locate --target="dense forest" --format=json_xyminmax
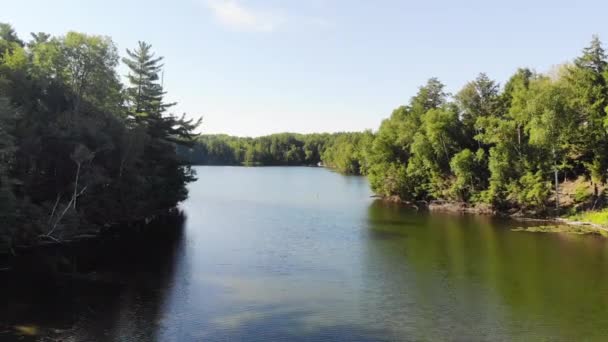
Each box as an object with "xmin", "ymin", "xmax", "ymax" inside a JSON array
[
  {"xmin": 0, "ymin": 24, "xmax": 200, "ymax": 251},
  {"xmin": 354, "ymin": 37, "xmax": 608, "ymax": 214},
  {"xmin": 3, "ymin": 22, "xmax": 608, "ymax": 256},
  {"xmin": 178, "ymin": 131, "xmax": 372, "ymax": 173},
  {"xmin": 361, "ymin": 37, "xmax": 608, "ymax": 214},
  {"xmin": 183, "ymin": 37, "xmax": 608, "ymax": 215}
]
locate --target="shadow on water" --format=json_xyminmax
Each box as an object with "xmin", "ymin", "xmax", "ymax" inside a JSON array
[
  {"xmin": 0, "ymin": 212, "xmax": 187, "ymax": 341},
  {"xmin": 365, "ymin": 200, "xmax": 423, "ymax": 240}
]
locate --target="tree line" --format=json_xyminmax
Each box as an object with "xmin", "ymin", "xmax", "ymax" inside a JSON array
[
  {"xmin": 178, "ymin": 131, "xmax": 372, "ymax": 173},
  {"xmin": 0, "ymin": 23, "xmax": 200, "ymax": 251},
  {"xmin": 183, "ymin": 36, "xmax": 608, "ymax": 214},
  {"xmin": 340, "ymin": 37, "xmax": 608, "ymax": 213},
  {"xmin": 3, "ymin": 22, "xmax": 607, "ymax": 254}
]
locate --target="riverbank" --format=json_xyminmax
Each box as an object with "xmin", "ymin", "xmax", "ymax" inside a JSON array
[
  {"xmin": 376, "ymin": 196, "xmax": 496, "ymax": 215},
  {"xmin": 0, "ymin": 211, "xmax": 186, "ymax": 275},
  {"xmin": 376, "ymin": 195, "xmax": 608, "ymax": 236}
]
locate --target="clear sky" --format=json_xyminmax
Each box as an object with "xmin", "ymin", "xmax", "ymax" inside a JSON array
[{"xmin": 3, "ymin": 0, "xmax": 608, "ymax": 136}]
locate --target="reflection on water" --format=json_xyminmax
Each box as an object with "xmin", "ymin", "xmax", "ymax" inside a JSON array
[
  {"xmin": 3, "ymin": 166, "xmax": 608, "ymax": 341},
  {"xmin": 1, "ymin": 214, "xmax": 187, "ymax": 341},
  {"xmin": 364, "ymin": 202, "xmax": 608, "ymax": 340}
]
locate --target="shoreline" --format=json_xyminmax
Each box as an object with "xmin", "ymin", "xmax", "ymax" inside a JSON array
[
  {"xmin": 0, "ymin": 210, "xmax": 185, "ymax": 272},
  {"xmin": 374, "ymin": 195, "xmax": 608, "ymax": 236}
]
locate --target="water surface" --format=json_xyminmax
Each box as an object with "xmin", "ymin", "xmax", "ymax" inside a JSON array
[{"xmin": 4, "ymin": 166, "xmax": 608, "ymax": 341}]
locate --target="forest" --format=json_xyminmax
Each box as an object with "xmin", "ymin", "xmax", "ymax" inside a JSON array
[
  {"xmin": 3, "ymin": 22, "xmax": 608, "ymax": 255},
  {"xmin": 361, "ymin": 37, "xmax": 608, "ymax": 214},
  {"xmin": 178, "ymin": 131, "xmax": 372, "ymax": 173},
  {"xmin": 184, "ymin": 36, "xmax": 608, "ymax": 216},
  {"xmin": 0, "ymin": 23, "xmax": 200, "ymax": 252}
]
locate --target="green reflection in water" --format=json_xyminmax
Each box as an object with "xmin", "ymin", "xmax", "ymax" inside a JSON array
[
  {"xmin": 5, "ymin": 167, "xmax": 608, "ymax": 341},
  {"xmin": 365, "ymin": 201, "xmax": 608, "ymax": 340}
]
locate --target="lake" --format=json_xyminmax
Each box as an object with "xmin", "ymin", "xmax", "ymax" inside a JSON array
[{"xmin": 3, "ymin": 166, "xmax": 608, "ymax": 341}]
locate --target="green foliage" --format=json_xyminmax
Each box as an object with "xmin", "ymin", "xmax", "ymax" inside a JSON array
[
  {"xmin": 368, "ymin": 162, "xmax": 408, "ymax": 198},
  {"xmin": 363, "ymin": 36, "xmax": 608, "ymax": 213},
  {"xmin": 508, "ymin": 171, "xmax": 552, "ymax": 209},
  {"xmin": 5, "ymin": 23, "xmax": 608, "ymax": 245},
  {"xmin": 322, "ymin": 131, "xmax": 373, "ymax": 174},
  {"xmin": 573, "ymin": 183, "xmax": 592, "ymax": 203},
  {"xmin": 455, "ymin": 73, "xmax": 501, "ymax": 137},
  {"xmin": 123, "ymin": 41, "xmax": 174, "ymax": 118},
  {"xmin": 0, "ymin": 96, "xmax": 17, "ymax": 248},
  {"xmin": 569, "ymin": 208, "xmax": 608, "ymax": 226},
  {"xmin": 0, "ymin": 24, "xmax": 200, "ymax": 249},
  {"xmin": 179, "ymin": 131, "xmax": 374, "ymax": 171},
  {"xmin": 449, "ymin": 149, "xmax": 486, "ymax": 201}
]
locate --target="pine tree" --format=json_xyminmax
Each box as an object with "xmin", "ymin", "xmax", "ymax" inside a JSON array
[
  {"xmin": 575, "ymin": 35, "xmax": 607, "ymax": 73},
  {"xmin": 569, "ymin": 36, "xmax": 608, "ymax": 186},
  {"xmin": 122, "ymin": 41, "xmax": 200, "ymax": 143},
  {"xmin": 120, "ymin": 41, "xmax": 201, "ymax": 219},
  {"xmin": 122, "ymin": 41, "xmax": 175, "ymax": 120},
  {"xmin": 456, "ymin": 73, "xmax": 500, "ymax": 128},
  {"xmin": 0, "ymin": 23, "xmax": 24, "ymax": 47}
]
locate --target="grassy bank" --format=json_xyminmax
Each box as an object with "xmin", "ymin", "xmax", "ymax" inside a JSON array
[{"xmin": 568, "ymin": 209, "xmax": 608, "ymax": 226}]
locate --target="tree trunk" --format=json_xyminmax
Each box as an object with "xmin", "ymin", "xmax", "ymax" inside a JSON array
[
  {"xmin": 47, "ymin": 186, "xmax": 87, "ymax": 238},
  {"xmin": 594, "ymin": 182, "xmax": 598, "ymax": 197},
  {"xmin": 441, "ymin": 138, "xmax": 449, "ymax": 162},
  {"xmin": 73, "ymin": 163, "xmax": 81, "ymax": 209},
  {"xmin": 517, "ymin": 125, "xmax": 521, "ymax": 147},
  {"xmin": 554, "ymin": 167, "xmax": 559, "ymax": 212},
  {"xmin": 47, "ymin": 194, "xmax": 61, "ymax": 227},
  {"xmin": 553, "ymin": 146, "xmax": 559, "ymax": 214},
  {"xmin": 592, "ymin": 182, "xmax": 599, "ymax": 210}
]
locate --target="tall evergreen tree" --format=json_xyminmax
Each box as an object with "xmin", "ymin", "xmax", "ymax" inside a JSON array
[
  {"xmin": 575, "ymin": 35, "xmax": 607, "ymax": 73},
  {"xmin": 119, "ymin": 41, "xmax": 200, "ymax": 220},
  {"xmin": 122, "ymin": 41, "xmax": 174, "ymax": 120},
  {"xmin": 0, "ymin": 23, "xmax": 24, "ymax": 48},
  {"xmin": 410, "ymin": 77, "xmax": 448, "ymax": 115},
  {"xmin": 455, "ymin": 73, "xmax": 501, "ymax": 148},
  {"xmin": 568, "ymin": 36, "xmax": 608, "ymax": 187}
]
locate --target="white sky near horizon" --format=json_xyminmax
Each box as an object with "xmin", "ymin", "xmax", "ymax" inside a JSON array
[{"xmin": 3, "ymin": 0, "xmax": 608, "ymax": 137}]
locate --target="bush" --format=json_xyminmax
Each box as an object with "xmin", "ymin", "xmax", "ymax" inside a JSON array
[{"xmin": 573, "ymin": 183, "xmax": 592, "ymax": 203}]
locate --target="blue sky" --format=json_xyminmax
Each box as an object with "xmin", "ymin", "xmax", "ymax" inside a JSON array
[{"xmin": 3, "ymin": 0, "xmax": 608, "ymax": 136}]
